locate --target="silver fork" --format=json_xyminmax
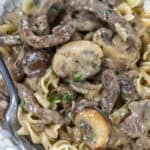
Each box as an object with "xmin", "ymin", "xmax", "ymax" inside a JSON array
[{"xmin": 0, "ymin": 55, "xmax": 43, "ymax": 150}]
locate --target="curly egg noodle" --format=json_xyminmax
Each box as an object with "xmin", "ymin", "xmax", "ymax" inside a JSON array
[{"xmin": 0, "ymin": 0, "xmax": 150, "ymax": 149}]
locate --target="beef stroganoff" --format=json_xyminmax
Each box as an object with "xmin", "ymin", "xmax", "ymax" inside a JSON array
[{"xmin": 0, "ymin": 0, "xmax": 150, "ymax": 150}]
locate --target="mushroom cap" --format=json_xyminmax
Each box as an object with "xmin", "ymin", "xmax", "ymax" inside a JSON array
[
  {"xmin": 74, "ymin": 108, "xmax": 109, "ymax": 149},
  {"xmin": 52, "ymin": 41, "xmax": 103, "ymax": 80}
]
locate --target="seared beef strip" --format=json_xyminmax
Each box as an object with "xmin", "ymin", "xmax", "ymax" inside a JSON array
[
  {"xmin": 20, "ymin": 16, "xmax": 75, "ymax": 48},
  {"xmin": 120, "ymin": 100, "xmax": 150, "ymax": 138},
  {"xmin": 31, "ymin": 0, "xmax": 64, "ymax": 35},
  {"xmin": 99, "ymin": 69, "xmax": 120, "ymax": 112},
  {"xmin": 119, "ymin": 70, "xmax": 140, "ymax": 102},
  {"xmin": 72, "ymin": 11, "xmax": 100, "ymax": 31}
]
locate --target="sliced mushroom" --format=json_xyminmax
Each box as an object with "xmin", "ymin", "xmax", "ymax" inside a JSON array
[
  {"xmin": 93, "ymin": 28, "xmax": 140, "ymax": 70},
  {"xmin": 19, "ymin": 16, "xmax": 75, "ymax": 48},
  {"xmin": 52, "ymin": 41, "xmax": 103, "ymax": 80},
  {"xmin": 74, "ymin": 108, "xmax": 109, "ymax": 149}
]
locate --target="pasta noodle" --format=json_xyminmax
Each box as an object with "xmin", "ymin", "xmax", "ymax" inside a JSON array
[
  {"xmin": 33, "ymin": 68, "xmax": 59, "ymax": 108},
  {"xmin": 52, "ymin": 140, "xmax": 77, "ymax": 150},
  {"xmin": 135, "ymin": 62, "xmax": 150, "ymax": 98},
  {"xmin": 114, "ymin": 23, "xmax": 128, "ymax": 42},
  {"xmin": 127, "ymin": 0, "xmax": 143, "ymax": 8},
  {"xmin": 143, "ymin": 45, "xmax": 150, "ymax": 61},
  {"xmin": 135, "ymin": 41, "xmax": 150, "ymax": 98},
  {"xmin": 22, "ymin": 0, "xmax": 35, "ymax": 15},
  {"xmin": 17, "ymin": 106, "xmax": 62, "ymax": 150},
  {"xmin": 39, "ymin": 68, "xmax": 59, "ymax": 95},
  {"xmin": 140, "ymin": 2, "xmax": 150, "ymax": 27},
  {"xmin": 0, "ymin": 23, "xmax": 16, "ymax": 35},
  {"xmin": 0, "ymin": 47, "xmax": 12, "ymax": 56},
  {"xmin": 115, "ymin": 2, "xmax": 134, "ymax": 21}
]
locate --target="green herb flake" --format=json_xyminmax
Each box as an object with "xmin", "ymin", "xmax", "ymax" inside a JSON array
[
  {"xmin": 114, "ymin": 70, "xmax": 120, "ymax": 76},
  {"xmin": 102, "ymin": 111, "xmax": 110, "ymax": 117},
  {"xmin": 136, "ymin": 75, "xmax": 140, "ymax": 79},
  {"xmin": 62, "ymin": 93, "xmax": 72, "ymax": 101},
  {"xmin": 121, "ymin": 92, "xmax": 129, "ymax": 98},
  {"xmin": 73, "ymin": 73, "xmax": 82, "ymax": 82},
  {"xmin": 87, "ymin": 132, "xmax": 95, "ymax": 141},
  {"xmin": 51, "ymin": 5, "xmax": 61, "ymax": 12},
  {"xmin": 104, "ymin": 9, "xmax": 112, "ymax": 17},
  {"xmin": 147, "ymin": 85, "xmax": 150, "ymax": 88},
  {"xmin": 49, "ymin": 96, "xmax": 59, "ymax": 104}
]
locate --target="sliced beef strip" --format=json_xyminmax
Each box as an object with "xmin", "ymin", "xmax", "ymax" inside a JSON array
[
  {"xmin": 17, "ymin": 84, "xmax": 64, "ymax": 125},
  {"xmin": 72, "ymin": 11, "xmax": 100, "ymax": 31},
  {"xmin": 99, "ymin": 69, "xmax": 120, "ymax": 112},
  {"xmin": 120, "ymin": 100, "xmax": 150, "ymax": 138},
  {"xmin": 19, "ymin": 15, "xmax": 75, "ymax": 48},
  {"xmin": 119, "ymin": 70, "xmax": 140, "ymax": 102},
  {"xmin": 31, "ymin": 0, "xmax": 64, "ymax": 35},
  {"xmin": 12, "ymin": 61, "xmax": 25, "ymax": 82},
  {"xmin": 69, "ymin": 0, "xmax": 141, "ymax": 50}
]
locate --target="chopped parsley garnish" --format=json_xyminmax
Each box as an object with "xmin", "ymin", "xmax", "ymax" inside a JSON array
[
  {"xmin": 136, "ymin": 75, "xmax": 140, "ymax": 79},
  {"xmin": 62, "ymin": 93, "xmax": 72, "ymax": 101},
  {"xmin": 114, "ymin": 70, "xmax": 120, "ymax": 76},
  {"xmin": 147, "ymin": 85, "xmax": 150, "ymax": 88},
  {"xmin": 51, "ymin": 5, "xmax": 61, "ymax": 12},
  {"xmin": 104, "ymin": 9, "xmax": 112, "ymax": 18},
  {"xmin": 87, "ymin": 132, "xmax": 95, "ymax": 141},
  {"xmin": 73, "ymin": 73, "xmax": 82, "ymax": 82},
  {"xmin": 102, "ymin": 111, "xmax": 110, "ymax": 117},
  {"xmin": 121, "ymin": 92, "xmax": 129, "ymax": 98},
  {"xmin": 49, "ymin": 96, "xmax": 59, "ymax": 104}
]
